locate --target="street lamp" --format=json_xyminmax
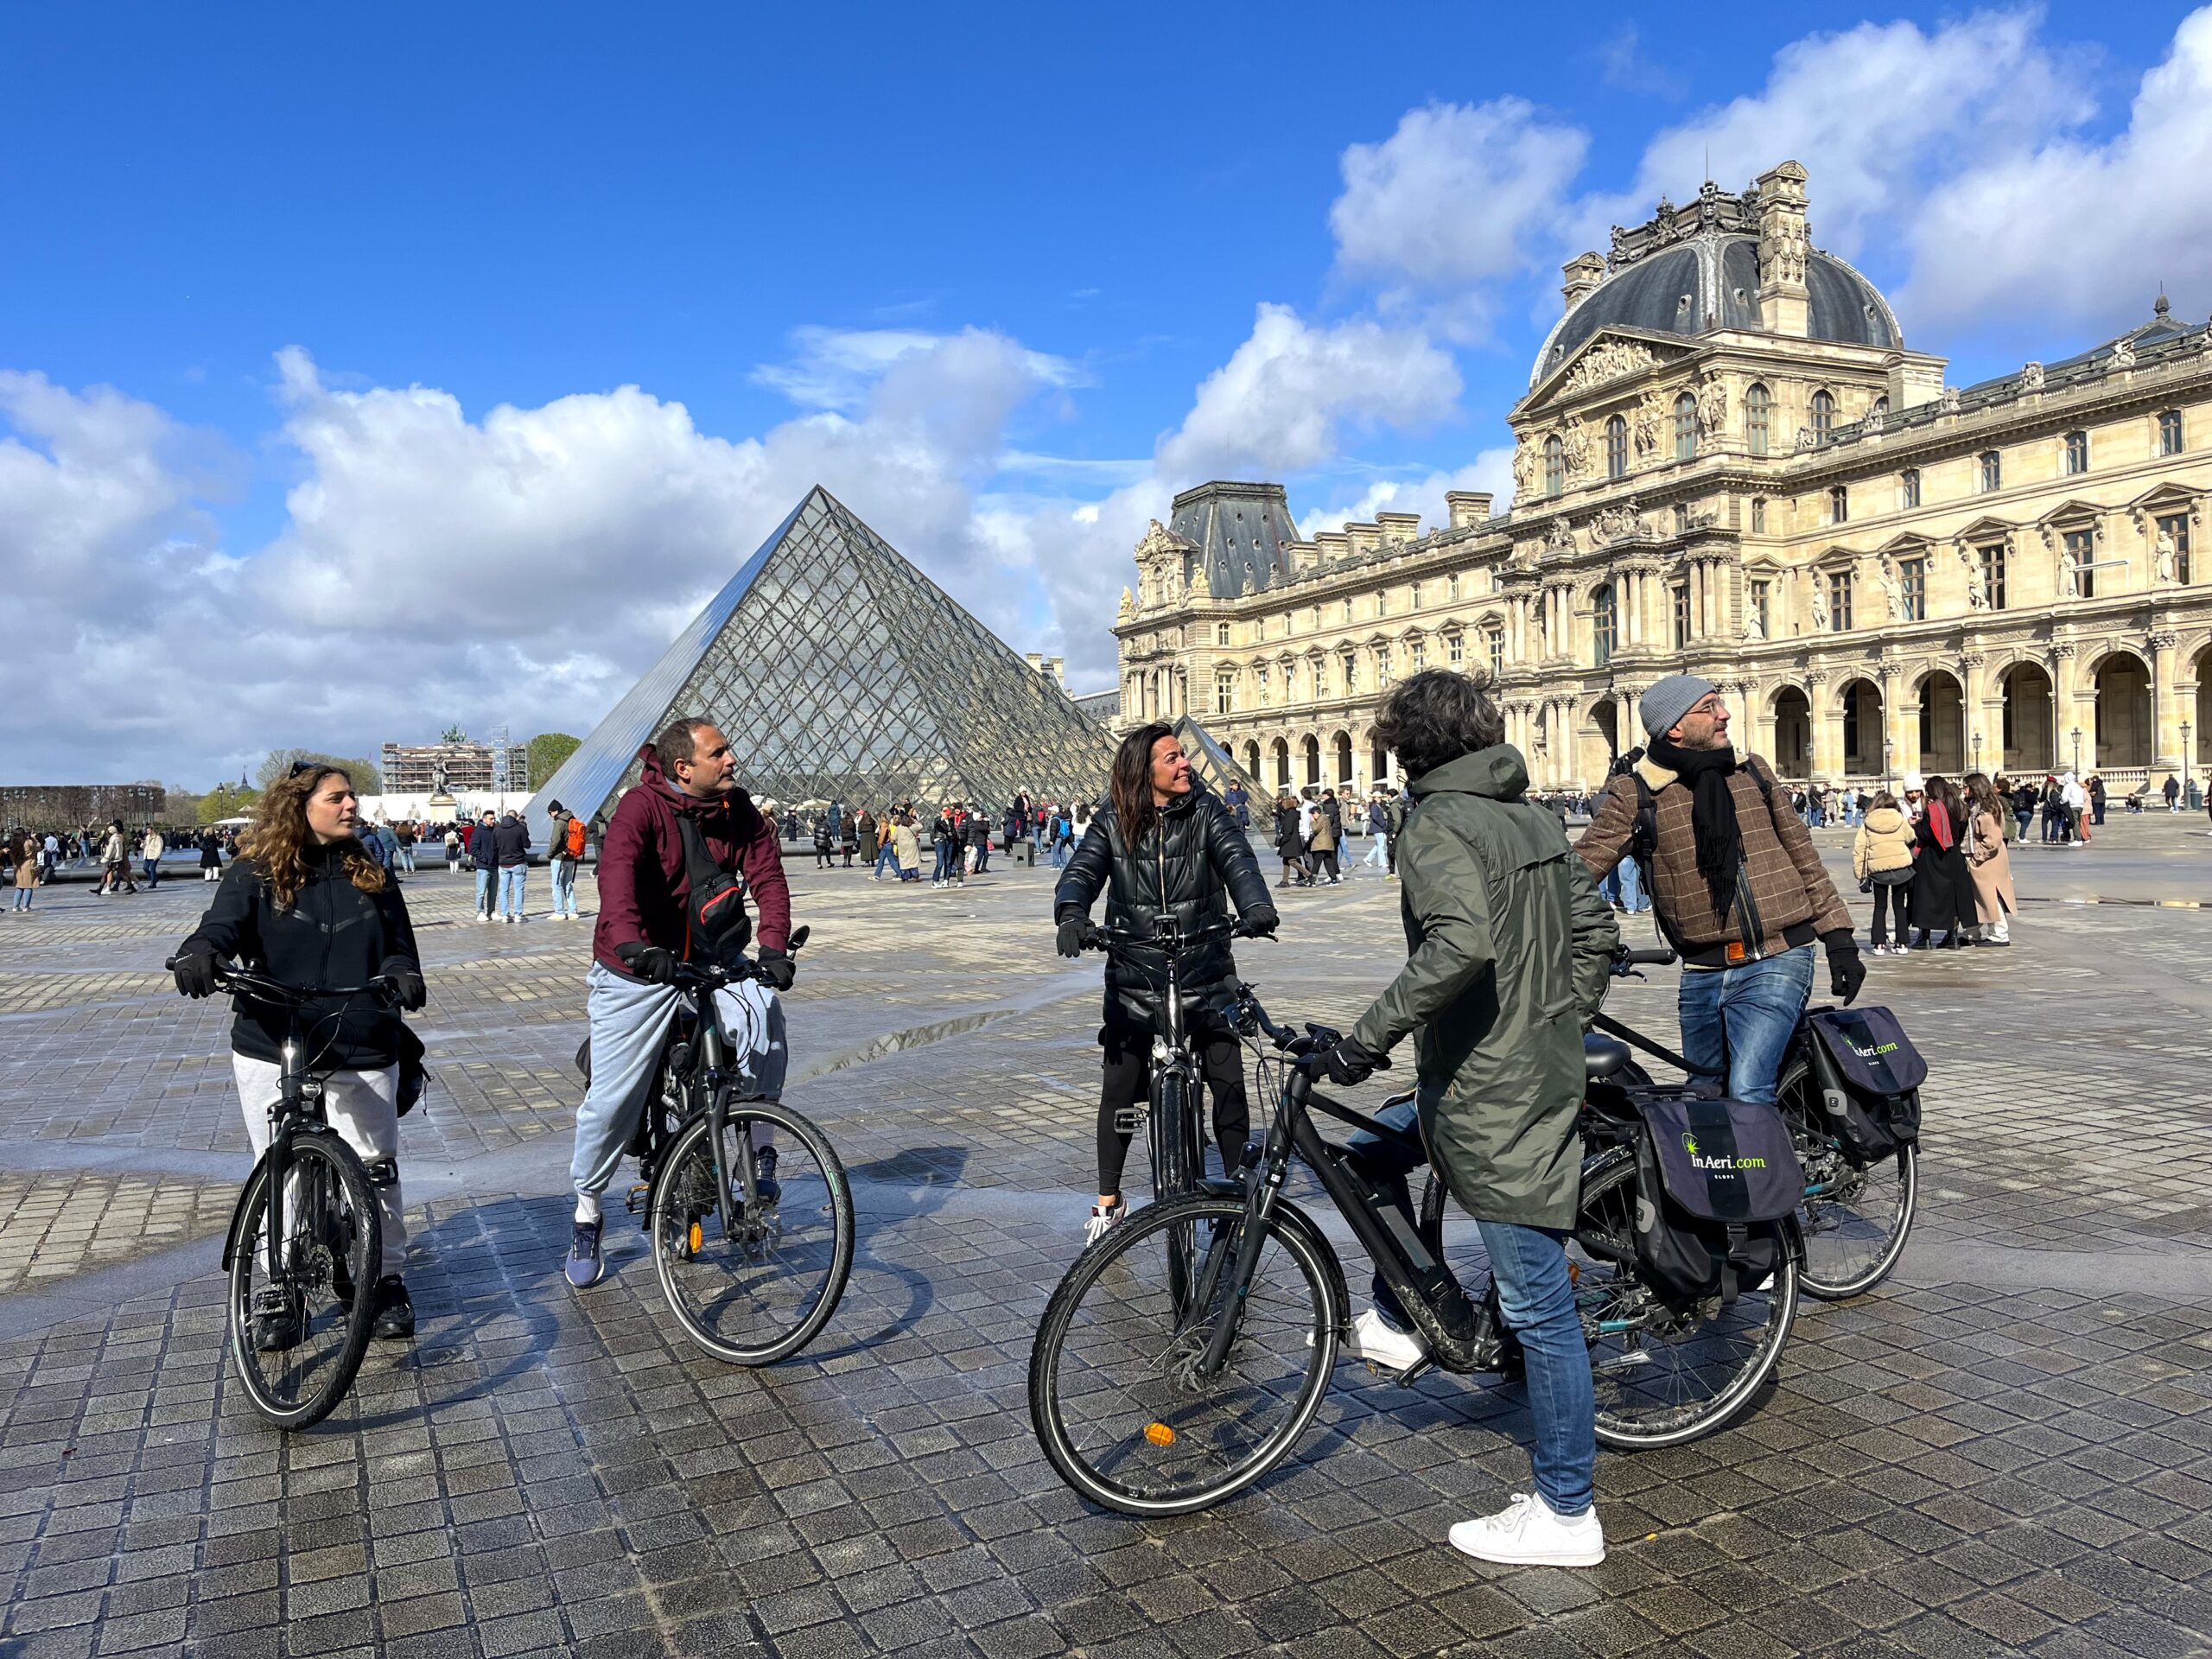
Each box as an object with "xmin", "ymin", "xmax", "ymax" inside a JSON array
[
  {"xmin": 2070, "ymin": 726, "xmax": 2082, "ymax": 775},
  {"xmin": 2183, "ymin": 719, "xmax": 2193, "ymax": 797},
  {"xmin": 1972, "ymin": 731, "xmax": 1982, "ymax": 776},
  {"xmin": 1882, "ymin": 737, "xmax": 1893, "ymax": 794}
]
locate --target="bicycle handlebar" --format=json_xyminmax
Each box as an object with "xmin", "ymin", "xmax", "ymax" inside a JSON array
[
  {"xmin": 1610, "ymin": 945, "xmax": 1677, "ymax": 975},
  {"xmin": 164, "ymin": 957, "xmax": 397, "ymax": 1007},
  {"xmin": 1081, "ymin": 918, "xmax": 1264, "ymax": 952}
]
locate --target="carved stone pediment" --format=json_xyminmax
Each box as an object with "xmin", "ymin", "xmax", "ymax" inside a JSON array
[
  {"xmin": 1134, "ymin": 518, "xmax": 1197, "ymax": 560},
  {"xmin": 1525, "ymin": 328, "xmax": 1690, "ymax": 410}
]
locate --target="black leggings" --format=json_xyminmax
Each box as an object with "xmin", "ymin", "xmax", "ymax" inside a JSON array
[
  {"xmin": 1870, "ymin": 880, "xmax": 1910, "ymax": 946},
  {"xmin": 1096, "ymin": 1025, "xmax": 1250, "ymax": 1197}
]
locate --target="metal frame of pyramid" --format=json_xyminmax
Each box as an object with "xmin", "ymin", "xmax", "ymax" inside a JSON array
[
  {"xmin": 1168, "ymin": 713, "xmax": 1261, "ymax": 801},
  {"xmin": 526, "ymin": 487, "xmax": 1117, "ymax": 843}
]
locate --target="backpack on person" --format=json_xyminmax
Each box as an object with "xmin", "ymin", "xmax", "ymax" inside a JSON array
[
  {"xmin": 1625, "ymin": 1090, "xmax": 1804, "ymax": 1313},
  {"xmin": 1801, "ymin": 1005, "xmax": 1925, "ymax": 1166},
  {"xmin": 565, "ymin": 815, "xmax": 586, "ymax": 859},
  {"xmin": 673, "ymin": 813, "xmax": 751, "ymax": 967}
]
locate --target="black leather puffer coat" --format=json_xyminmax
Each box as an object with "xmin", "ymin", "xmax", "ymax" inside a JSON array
[{"xmin": 1053, "ymin": 784, "xmax": 1272, "ymax": 1034}]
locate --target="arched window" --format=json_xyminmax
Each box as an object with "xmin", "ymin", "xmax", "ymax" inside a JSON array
[
  {"xmin": 1829, "ymin": 485, "xmax": 1849, "ymax": 525},
  {"xmin": 1980, "ymin": 450, "xmax": 2002, "ymax": 493},
  {"xmin": 1745, "ymin": 383, "xmax": 1770, "ymax": 456},
  {"xmin": 1216, "ymin": 621, "xmax": 1231, "ymax": 645},
  {"xmin": 1674, "ymin": 393, "xmax": 1698, "ymax": 461},
  {"xmin": 2063, "ymin": 430, "xmax": 2088, "ymax": 475},
  {"xmin": 1811, "ymin": 389, "xmax": 1834, "ymax": 442},
  {"xmin": 1605, "ymin": 414, "xmax": 1628, "ymax": 480},
  {"xmin": 1592, "ymin": 584, "xmax": 1617, "ymax": 666},
  {"xmin": 1901, "ymin": 468, "xmax": 1921, "ymax": 510},
  {"xmin": 1872, "ymin": 396, "xmax": 1889, "ymax": 419},
  {"xmin": 1544, "ymin": 435, "xmax": 1565, "ymax": 497},
  {"xmin": 2158, "ymin": 409, "xmax": 2184, "ymax": 454}
]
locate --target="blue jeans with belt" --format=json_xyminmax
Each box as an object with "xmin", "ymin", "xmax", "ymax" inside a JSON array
[{"xmin": 1676, "ymin": 944, "xmax": 1815, "ymax": 1104}]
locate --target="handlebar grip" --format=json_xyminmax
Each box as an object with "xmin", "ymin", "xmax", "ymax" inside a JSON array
[{"xmin": 1616, "ymin": 947, "xmax": 1678, "ymax": 966}]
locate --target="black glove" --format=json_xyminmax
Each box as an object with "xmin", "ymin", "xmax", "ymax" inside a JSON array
[
  {"xmin": 1319, "ymin": 1035, "xmax": 1385, "ymax": 1087},
  {"xmin": 1822, "ymin": 931, "xmax": 1866, "ymax": 1006},
  {"xmin": 387, "ymin": 967, "xmax": 427, "ymax": 1013},
  {"xmin": 616, "ymin": 942, "xmax": 680, "ymax": 985},
  {"xmin": 1237, "ymin": 906, "xmax": 1280, "ymax": 940},
  {"xmin": 1056, "ymin": 916, "xmax": 1089, "ymax": 958},
  {"xmin": 173, "ymin": 946, "xmax": 219, "ymax": 1000},
  {"xmin": 756, "ymin": 950, "xmax": 795, "ymax": 992}
]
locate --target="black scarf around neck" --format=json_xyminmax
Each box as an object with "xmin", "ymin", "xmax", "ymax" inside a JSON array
[{"xmin": 1647, "ymin": 736, "xmax": 1741, "ymax": 906}]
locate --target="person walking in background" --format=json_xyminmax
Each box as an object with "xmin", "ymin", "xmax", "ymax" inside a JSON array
[
  {"xmin": 443, "ymin": 825, "xmax": 462, "ymax": 873},
  {"xmin": 2088, "ymin": 772, "xmax": 2107, "ymax": 827},
  {"xmin": 1307, "ymin": 792, "xmax": 1340, "ymax": 884},
  {"xmin": 199, "ymin": 826, "xmax": 225, "ymax": 881},
  {"xmin": 10, "ymin": 832, "xmax": 36, "ymax": 912},
  {"xmin": 546, "ymin": 799, "xmax": 582, "ymax": 921},
  {"xmin": 469, "ymin": 810, "xmax": 499, "ymax": 920},
  {"xmin": 966, "ymin": 806, "xmax": 990, "ymax": 875},
  {"xmin": 1962, "ymin": 772, "xmax": 2018, "ymax": 947},
  {"xmin": 1850, "ymin": 791, "xmax": 1916, "ymax": 955},
  {"xmin": 2062, "ymin": 772, "xmax": 2089, "ymax": 845},
  {"xmin": 494, "ymin": 810, "xmax": 531, "ymax": 921},
  {"xmin": 1908, "ymin": 777, "xmax": 1976, "ymax": 950},
  {"xmin": 892, "ymin": 814, "xmax": 922, "ymax": 882},
  {"xmin": 141, "ymin": 826, "xmax": 165, "ymax": 889},
  {"xmin": 1363, "ymin": 792, "xmax": 1390, "ymax": 871},
  {"xmin": 1273, "ymin": 792, "xmax": 1309, "ymax": 887},
  {"xmin": 99, "ymin": 821, "xmax": 135, "ymax": 895},
  {"xmin": 813, "ymin": 816, "xmax": 836, "ymax": 869},
  {"xmin": 2164, "ymin": 773, "xmax": 2183, "ymax": 812}
]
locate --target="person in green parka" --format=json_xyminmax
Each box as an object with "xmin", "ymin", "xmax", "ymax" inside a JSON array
[{"xmin": 1316, "ymin": 668, "xmax": 1619, "ymax": 1570}]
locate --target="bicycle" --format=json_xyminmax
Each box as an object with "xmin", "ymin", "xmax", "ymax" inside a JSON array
[
  {"xmin": 1027, "ymin": 949, "xmax": 1800, "ymax": 1516},
  {"xmin": 1590, "ymin": 981, "xmax": 1918, "ymax": 1301},
  {"xmin": 176, "ymin": 959, "xmax": 395, "ymax": 1431},
  {"xmin": 612, "ymin": 927, "xmax": 856, "ymax": 1364}
]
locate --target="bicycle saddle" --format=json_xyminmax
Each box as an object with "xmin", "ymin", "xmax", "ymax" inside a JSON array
[{"xmin": 1582, "ymin": 1033, "xmax": 1633, "ymax": 1080}]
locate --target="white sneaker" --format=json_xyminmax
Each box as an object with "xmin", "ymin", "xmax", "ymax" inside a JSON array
[
  {"xmin": 1084, "ymin": 1199, "xmax": 1126, "ymax": 1244},
  {"xmin": 1318, "ymin": 1306, "xmax": 1427, "ymax": 1372},
  {"xmin": 1448, "ymin": 1492, "xmax": 1605, "ymax": 1567}
]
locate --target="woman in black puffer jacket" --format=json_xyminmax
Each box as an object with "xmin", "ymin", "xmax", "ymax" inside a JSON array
[
  {"xmin": 1053, "ymin": 722, "xmax": 1277, "ymax": 1239},
  {"xmin": 173, "ymin": 765, "xmax": 428, "ymax": 1344}
]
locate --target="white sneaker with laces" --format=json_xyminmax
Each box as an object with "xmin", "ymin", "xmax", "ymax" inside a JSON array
[
  {"xmin": 1448, "ymin": 1492, "xmax": 1605, "ymax": 1567},
  {"xmin": 1309, "ymin": 1306, "xmax": 1428, "ymax": 1371},
  {"xmin": 1084, "ymin": 1199, "xmax": 1126, "ymax": 1244}
]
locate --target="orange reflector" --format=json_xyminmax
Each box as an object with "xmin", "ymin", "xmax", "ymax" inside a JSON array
[
  {"xmin": 1143, "ymin": 1422, "xmax": 1176, "ymax": 1447},
  {"xmin": 688, "ymin": 1222, "xmax": 703, "ymax": 1254},
  {"xmin": 1567, "ymin": 1261, "xmax": 1580, "ymax": 1286}
]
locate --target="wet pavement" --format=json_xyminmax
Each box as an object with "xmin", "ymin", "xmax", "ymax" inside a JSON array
[{"xmin": 3, "ymin": 819, "xmax": 2210, "ymax": 1657}]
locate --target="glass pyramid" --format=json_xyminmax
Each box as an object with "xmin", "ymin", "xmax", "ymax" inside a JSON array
[{"xmin": 527, "ymin": 487, "xmax": 1118, "ymax": 841}]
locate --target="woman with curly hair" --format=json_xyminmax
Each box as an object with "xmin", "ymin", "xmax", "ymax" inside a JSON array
[{"xmin": 172, "ymin": 764, "xmax": 429, "ymax": 1345}]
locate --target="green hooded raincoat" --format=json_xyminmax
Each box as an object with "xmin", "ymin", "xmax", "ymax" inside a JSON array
[{"xmin": 1348, "ymin": 745, "xmax": 1619, "ymax": 1230}]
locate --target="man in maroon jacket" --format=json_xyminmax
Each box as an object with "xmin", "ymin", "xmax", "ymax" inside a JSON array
[{"xmin": 566, "ymin": 716, "xmax": 794, "ymax": 1288}]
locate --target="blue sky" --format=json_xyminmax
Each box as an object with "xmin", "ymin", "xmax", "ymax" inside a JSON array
[{"xmin": 3, "ymin": 4, "xmax": 2206, "ymax": 784}]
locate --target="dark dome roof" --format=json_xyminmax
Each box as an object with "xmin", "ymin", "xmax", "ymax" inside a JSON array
[{"xmin": 1531, "ymin": 233, "xmax": 1900, "ymax": 386}]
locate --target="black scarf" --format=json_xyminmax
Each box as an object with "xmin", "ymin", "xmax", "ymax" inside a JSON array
[{"xmin": 1648, "ymin": 736, "xmax": 1741, "ymax": 906}]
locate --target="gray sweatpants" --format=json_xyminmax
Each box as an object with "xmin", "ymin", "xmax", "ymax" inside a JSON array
[{"xmin": 569, "ymin": 961, "xmax": 788, "ymax": 1217}]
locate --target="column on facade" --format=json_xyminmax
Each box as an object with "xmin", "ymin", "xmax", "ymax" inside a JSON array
[
  {"xmin": 1879, "ymin": 665, "xmax": 1912, "ymax": 779},
  {"xmin": 2151, "ymin": 632, "xmax": 2182, "ymax": 768},
  {"xmin": 1807, "ymin": 674, "xmax": 1839, "ymax": 782},
  {"xmin": 1618, "ymin": 687, "xmax": 1639, "ymax": 761},
  {"xmin": 2050, "ymin": 644, "xmax": 2080, "ymax": 772}
]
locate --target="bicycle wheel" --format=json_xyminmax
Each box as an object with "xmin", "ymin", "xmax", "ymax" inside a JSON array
[
  {"xmin": 1777, "ymin": 1057, "xmax": 1918, "ymax": 1300},
  {"xmin": 650, "ymin": 1096, "xmax": 854, "ymax": 1365},
  {"xmin": 1028, "ymin": 1193, "xmax": 1338, "ymax": 1516},
  {"xmin": 1571, "ymin": 1151, "xmax": 1797, "ymax": 1450},
  {"xmin": 226, "ymin": 1128, "xmax": 381, "ymax": 1431}
]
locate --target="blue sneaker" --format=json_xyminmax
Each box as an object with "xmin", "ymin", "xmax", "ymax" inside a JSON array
[
  {"xmin": 752, "ymin": 1147, "xmax": 780, "ymax": 1205},
  {"xmin": 566, "ymin": 1218, "xmax": 604, "ymax": 1288}
]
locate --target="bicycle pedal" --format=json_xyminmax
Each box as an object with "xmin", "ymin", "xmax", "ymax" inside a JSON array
[
  {"xmin": 1377, "ymin": 1357, "xmax": 1435, "ymax": 1387},
  {"xmin": 1114, "ymin": 1109, "xmax": 1147, "ymax": 1135},
  {"xmin": 623, "ymin": 1183, "xmax": 651, "ymax": 1217}
]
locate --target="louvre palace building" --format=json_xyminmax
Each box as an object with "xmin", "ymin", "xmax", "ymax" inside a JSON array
[{"xmin": 1114, "ymin": 162, "xmax": 2212, "ymax": 798}]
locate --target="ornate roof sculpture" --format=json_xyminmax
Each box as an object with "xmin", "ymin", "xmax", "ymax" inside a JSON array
[
  {"xmin": 1532, "ymin": 175, "xmax": 1901, "ymax": 389},
  {"xmin": 525, "ymin": 486, "xmax": 1116, "ymax": 842}
]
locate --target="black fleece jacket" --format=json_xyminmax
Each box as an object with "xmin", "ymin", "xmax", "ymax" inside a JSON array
[{"xmin": 179, "ymin": 842, "xmax": 422, "ymax": 1069}]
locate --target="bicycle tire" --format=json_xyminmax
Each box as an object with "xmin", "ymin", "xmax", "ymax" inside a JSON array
[
  {"xmin": 1573, "ymin": 1152, "xmax": 1797, "ymax": 1449},
  {"xmin": 1776, "ymin": 1056, "xmax": 1919, "ymax": 1300},
  {"xmin": 649, "ymin": 1097, "xmax": 855, "ymax": 1365},
  {"xmin": 1148, "ymin": 1071, "xmax": 1198, "ymax": 1315},
  {"xmin": 1029, "ymin": 1192, "xmax": 1338, "ymax": 1516},
  {"xmin": 225, "ymin": 1129, "xmax": 381, "ymax": 1431}
]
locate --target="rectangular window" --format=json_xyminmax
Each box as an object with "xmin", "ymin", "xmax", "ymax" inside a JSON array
[
  {"xmin": 1980, "ymin": 451, "xmax": 2002, "ymax": 493},
  {"xmin": 1901, "ymin": 469, "xmax": 1921, "ymax": 509},
  {"xmin": 1339, "ymin": 650, "xmax": 1357, "ymax": 692},
  {"xmin": 1409, "ymin": 638, "xmax": 1426, "ymax": 671},
  {"xmin": 1374, "ymin": 643, "xmax": 1390, "ymax": 683},
  {"xmin": 1215, "ymin": 677, "xmax": 1234, "ymax": 716},
  {"xmin": 1751, "ymin": 497, "xmax": 1767, "ymax": 533},
  {"xmin": 1409, "ymin": 582, "xmax": 1421, "ymax": 610},
  {"xmin": 1751, "ymin": 580, "xmax": 1770, "ymax": 637},
  {"xmin": 2159, "ymin": 410, "xmax": 2184, "ymax": 455},
  {"xmin": 1980, "ymin": 544, "xmax": 2007, "ymax": 610},
  {"xmin": 1671, "ymin": 582, "xmax": 1690, "ymax": 648},
  {"xmin": 2064, "ymin": 528, "xmax": 2096, "ymax": 598},
  {"xmin": 1376, "ymin": 590, "xmax": 1389, "ymax": 618},
  {"xmin": 1899, "ymin": 557, "xmax": 1925, "ymax": 621},
  {"xmin": 1829, "ymin": 486, "xmax": 1849, "ymax": 525},
  {"xmin": 1447, "ymin": 573, "xmax": 1461, "ymax": 601},
  {"xmin": 1447, "ymin": 632, "xmax": 1464, "ymax": 667},
  {"xmin": 2158, "ymin": 512, "xmax": 2192, "ymax": 585},
  {"xmin": 1341, "ymin": 599, "xmax": 1353, "ymax": 624},
  {"xmin": 2063, "ymin": 431, "xmax": 2088, "ymax": 475},
  {"xmin": 1828, "ymin": 572, "xmax": 1853, "ymax": 632},
  {"xmin": 1486, "ymin": 628, "xmax": 1503, "ymax": 677},
  {"xmin": 1255, "ymin": 664, "xmax": 1270, "ymax": 704}
]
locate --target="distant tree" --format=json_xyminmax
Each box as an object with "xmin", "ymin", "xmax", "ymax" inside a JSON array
[
  {"xmin": 527, "ymin": 732, "xmax": 582, "ymax": 788},
  {"xmin": 256, "ymin": 748, "xmax": 385, "ymax": 794},
  {"xmin": 197, "ymin": 784, "xmax": 260, "ymax": 825},
  {"xmin": 162, "ymin": 785, "xmax": 201, "ymax": 823}
]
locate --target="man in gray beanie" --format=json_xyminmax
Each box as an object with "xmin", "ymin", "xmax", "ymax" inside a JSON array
[{"xmin": 1575, "ymin": 676, "xmax": 1863, "ymax": 1105}]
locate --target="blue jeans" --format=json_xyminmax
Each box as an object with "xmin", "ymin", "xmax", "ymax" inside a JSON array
[
  {"xmin": 550, "ymin": 858, "xmax": 579, "ymax": 917},
  {"xmin": 499, "ymin": 864, "xmax": 526, "ymax": 918},
  {"xmin": 874, "ymin": 847, "xmax": 899, "ymax": 879},
  {"xmin": 475, "ymin": 866, "xmax": 497, "ymax": 915},
  {"xmin": 1676, "ymin": 944, "xmax": 1815, "ymax": 1104},
  {"xmin": 1345, "ymin": 1103, "xmax": 1593, "ymax": 1516},
  {"xmin": 1364, "ymin": 832, "xmax": 1389, "ymax": 869}
]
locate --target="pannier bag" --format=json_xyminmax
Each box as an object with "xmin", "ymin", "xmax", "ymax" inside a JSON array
[
  {"xmin": 1629, "ymin": 1092, "xmax": 1804, "ymax": 1313},
  {"xmin": 1803, "ymin": 1006, "xmax": 1925, "ymax": 1166}
]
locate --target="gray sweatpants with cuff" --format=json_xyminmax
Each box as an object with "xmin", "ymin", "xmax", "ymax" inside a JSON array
[{"xmin": 569, "ymin": 960, "xmax": 788, "ymax": 1217}]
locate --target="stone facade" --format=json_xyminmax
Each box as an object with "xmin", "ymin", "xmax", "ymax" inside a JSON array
[{"xmin": 1115, "ymin": 162, "xmax": 2212, "ymax": 798}]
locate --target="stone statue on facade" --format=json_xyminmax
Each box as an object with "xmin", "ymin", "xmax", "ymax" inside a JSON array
[
  {"xmin": 1593, "ymin": 500, "xmax": 1647, "ymax": 543},
  {"xmin": 1118, "ymin": 586, "xmax": 1135, "ymax": 620},
  {"xmin": 2110, "ymin": 337, "xmax": 2137, "ymax": 372},
  {"xmin": 1808, "ymin": 576, "xmax": 1829, "ymax": 632},
  {"xmin": 1695, "ymin": 372, "xmax": 1727, "ymax": 437},
  {"xmin": 1941, "ymin": 386, "xmax": 1961, "ymax": 413},
  {"xmin": 1878, "ymin": 556, "xmax": 1904, "ymax": 622},
  {"xmin": 1561, "ymin": 339, "xmax": 1656, "ymax": 394},
  {"xmin": 1962, "ymin": 549, "xmax": 1988, "ymax": 610},
  {"xmin": 2156, "ymin": 526, "xmax": 2179, "ymax": 584},
  {"xmin": 428, "ymin": 758, "xmax": 451, "ymax": 802},
  {"xmin": 1633, "ymin": 391, "xmax": 1662, "ymax": 457},
  {"xmin": 1741, "ymin": 601, "xmax": 1765, "ymax": 643},
  {"xmin": 1512, "ymin": 435, "xmax": 1537, "ymax": 496},
  {"xmin": 2020, "ymin": 361, "xmax": 2044, "ymax": 391},
  {"xmin": 1546, "ymin": 518, "xmax": 1576, "ymax": 556},
  {"xmin": 1560, "ymin": 415, "xmax": 1591, "ymax": 478}
]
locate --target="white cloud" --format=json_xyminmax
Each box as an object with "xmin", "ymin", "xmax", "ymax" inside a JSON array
[
  {"xmin": 1293, "ymin": 449, "xmax": 1515, "ymax": 540},
  {"xmin": 1900, "ymin": 6, "xmax": 2212, "ymax": 331},
  {"xmin": 1330, "ymin": 98, "xmax": 1589, "ymax": 309},
  {"xmin": 753, "ymin": 325, "xmax": 1084, "ymax": 412},
  {"xmin": 1586, "ymin": 11, "xmax": 2094, "ymax": 261},
  {"xmin": 1156, "ymin": 304, "xmax": 1461, "ymax": 483}
]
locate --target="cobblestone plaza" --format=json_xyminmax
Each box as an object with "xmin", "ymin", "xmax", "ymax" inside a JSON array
[{"xmin": 3, "ymin": 823, "xmax": 2210, "ymax": 1659}]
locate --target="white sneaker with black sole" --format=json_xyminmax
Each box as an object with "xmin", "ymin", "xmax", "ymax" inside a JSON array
[
  {"xmin": 1448, "ymin": 1492, "xmax": 1605, "ymax": 1567},
  {"xmin": 1309, "ymin": 1306, "xmax": 1427, "ymax": 1371}
]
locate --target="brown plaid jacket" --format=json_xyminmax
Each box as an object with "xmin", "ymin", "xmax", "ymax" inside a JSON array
[{"xmin": 1576, "ymin": 753, "xmax": 1853, "ymax": 967}]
